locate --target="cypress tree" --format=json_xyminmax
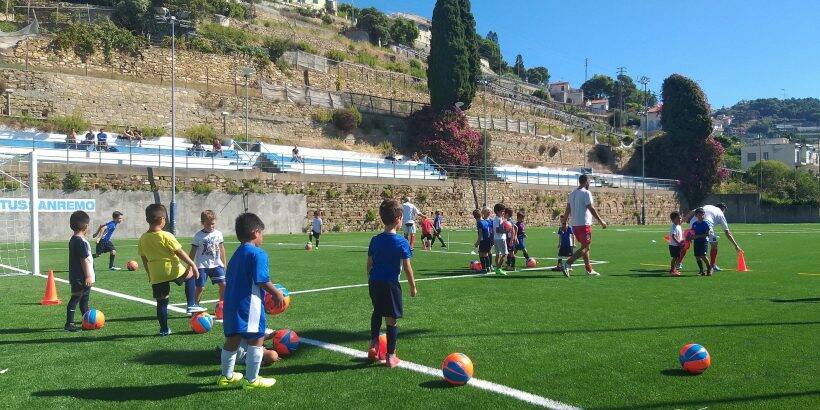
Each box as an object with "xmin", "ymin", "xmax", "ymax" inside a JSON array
[
  {"xmin": 428, "ymin": 0, "xmax": 480, "ymax": 111},
  {"xmin": 661, "ymin": 74, "xmax": 713, "ymax": 143}
]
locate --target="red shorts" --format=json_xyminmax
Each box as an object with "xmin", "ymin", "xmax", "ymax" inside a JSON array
[{"xmin": 573, "ymin": 225, "xmax": 592, "ymax": 246}]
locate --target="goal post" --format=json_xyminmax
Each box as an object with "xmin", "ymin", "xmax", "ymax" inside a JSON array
[{"xmin": 0, "ymin": 151, "xmax": 39, "ymax": 276}]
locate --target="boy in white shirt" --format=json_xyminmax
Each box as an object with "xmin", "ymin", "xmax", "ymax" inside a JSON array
[
  {"xmin": 668, "ymin": 212, "xmax": 684, "ymax": 277},
  {"xmin": 491, "ymin": 203, "xmax": 508, "ymax": 276},
  {"xmin": 190, "ymin": 210, "xmax": 227, "ymax": 310},
  {"xmin": 309, "ymin": 211, "xmax": 323, "ymax": 249}
]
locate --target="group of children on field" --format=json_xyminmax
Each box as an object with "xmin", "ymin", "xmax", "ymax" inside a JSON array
[
  {"xmin": 667, "ymin": 208, "xmax": 716, "ymax": 277},
  {"xmin": 472, "ymin": 203, "xmax": 532, "ymax": 276}
]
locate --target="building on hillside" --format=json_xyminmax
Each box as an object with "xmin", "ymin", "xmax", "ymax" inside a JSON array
[
  {"xmin": 389, "ymin": 12, "xmax": 432, "ymax": 51},
  {"xmin": 282, "ymin": 0, "xmax": 336, "ymax": 11},
  {"xmin": 548, "ymin": 81, "xmax": 584, "ymax": 105},
  {"xmin": 741, "ymin": 137, "xmax": 819, "ymax": 170},
  {"xmin": 585, "ymin": 98, "xmax": 609, "ymax": 114},
  {"xmin": 640, "ymin": 105, "xmax": 663, "ymax": 135},
  {"xmin": 712, "ymin": 114, "xmax": 733, "ymax": 133},
  {"xmin": 774, "ymin": 124, "xmax": 820, "ymax": 141}
]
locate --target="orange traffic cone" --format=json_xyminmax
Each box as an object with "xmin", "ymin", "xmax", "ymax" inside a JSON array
[
  {"xmin": 737, "ymin": 250, "xmax": 748, "ymax": 272},
  {"xmin": 41, "ymin": 270, "xmax": 61, "ymax": 305},
  {"xmin": 215, "ymin": 300, "xmax": 224, "ymax": 320}
]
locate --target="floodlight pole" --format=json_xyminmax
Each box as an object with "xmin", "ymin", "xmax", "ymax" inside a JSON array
[
  {"xmin": 639, "ymin": 76, "xmax": 650, "ymax": 225},
  {"xmin": 29, "ymin": 151, "xmax": 39, "ymax": 276},
  {"xmin": 169, "ymin": 15, "xmax": 177, "ymax": 234}
]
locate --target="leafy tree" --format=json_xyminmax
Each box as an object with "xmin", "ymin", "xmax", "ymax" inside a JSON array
[
  {"xmin": 486, "ymin": 30, "xmax": 498, "ymax": 44},
  {"xmin": 525, "ymin": 66, "xmax": 549, "ymax": 85},
  {"xmin": 356, "ymin": 7, "xmax": 391, "ymax": 45},
  {"xmin": 478, "ymin": 36, "xmax": 502, "ymax": 72},
  {"xmin": 581, "ymin": 74, "xmax": 614, "ymax": 100},
  {"xmin": 427, "ymin": 0, "xmax": 480, "ymax": 110},
  {"xmin": 114, "ymin": 0, "xmax": 151, "ymax": 33},
  {"xmin": 746, "ymin": 161, "xmax": 820, "ymax": 206},
  {"xmin": 714, "ymin": 97, "xmax": 820, "ymax": 124},
  {"xmin": 512, "ymin": 54, "xmax": 525, "ymax": 80},
  {"xmin": 389, "ymin": 17, "xmax": 419, "ymax": 47},
  {"xmin": 612, "ymin": 74, "xmax": 637, "ymax": 109},
  {"xmin": 661, "ymin": 73, "xmax": 713, "ymax": 144}
]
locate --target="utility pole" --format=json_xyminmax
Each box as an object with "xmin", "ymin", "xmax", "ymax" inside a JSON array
[
  {"xmin": 584, "ymin": 58, "xmax": 588, "ymax": 82},
  {"xmin": 638, "ymin": 76, "xmax": 650, "ymax": 225},
  {"xmin": 616, "ymin": 67, "xmax": 627, "ymax": 128}
]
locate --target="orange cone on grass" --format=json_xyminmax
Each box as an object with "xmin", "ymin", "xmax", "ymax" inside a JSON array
[
  {"xmin": 215, "ymin": 300, "xmax": 224, "ymax": 320},
  {"xmin": 737, "ymin": 250, "xmax": 748, "ymax": 272},
  {"xmin": 41, "ymin": 269, "xmax": 61, "ymax": 305}
]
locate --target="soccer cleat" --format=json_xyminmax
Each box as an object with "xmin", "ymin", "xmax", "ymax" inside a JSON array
[
  {"xmin": 244, "ymin": 376, "xmax": 277, "ymax": 389},
  {"xmin": 386, "ymin": 355, "xmax": 401, "ymax": 368},
  {"xmin": 187, "ymin": 305, "xmax": 207, "ymax": 314},
  {"xmin": 711, "ymin": 265, "xmax": 722, "ymax": 272},
  {"xmin": 670, "ymin": 270, "xmax": 681, "ymax": 277},
  {"xmin": 367, "ymin": 347, "xmax": 379, "ymax": 362},
  {"xmin": 64, "ymin": 323, "xmax": 81, "ymax": 332},
  {"xmin": 677, "ymin": 263, "xmax": 684, "ymax": 270},
  {"xmin": 110, "ymin": 267, "xmax": 122, "ymax": 271},
  {"xmin": 217, "ymin": 372, "xmax": 244, "ymax": 388},
  {"xmin": 587, "ymin": 270, "xmax": 601, "ymax": 277},
  {"xmin": 561, "ymin": 261, "xmax": 571, "ymax": 278},
  {"xmin": 494, "ymin": 267, "xmax": 507, "ymax": 276},
  {"xmin": 159, "ymin": 329, "xmax": 172, "ymax": 336}
]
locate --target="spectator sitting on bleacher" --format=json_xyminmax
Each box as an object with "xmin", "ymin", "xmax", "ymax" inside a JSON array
[
  {"xmin": 213, "ymin": 138, "xmax": 223, "ymax": 157},
  {"xmin": 82, "ymin": 130, "xmax": 95, "ymax": 151},
  {"xmin": 291, "ymin": 146, "xmax": 304, "ymax": 163},
  {"xmin": 66, "ymin": 129, "xmax": 78, "ymax": 149},
  {"xmin": 121, "ymin": 127, "xmax": 135, "ymax": 144},
  {"xmin": 134, "ymin": 129, "xmax": 144, "ymax": 147},
  {"xmin": 96, "ymin": 128, "xmax": 109, "ymax": 151},
  {"xmin": 190, "ymin": 140, "xmax": 205, "ymax": 157}
]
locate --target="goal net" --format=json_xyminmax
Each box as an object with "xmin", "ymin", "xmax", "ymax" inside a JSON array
[{"xmin": 0, "ymin": 152, "xmax": 39, "ymax": 276}]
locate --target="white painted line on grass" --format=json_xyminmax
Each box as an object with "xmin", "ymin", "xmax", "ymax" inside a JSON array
[{"xmin": 22, "ymin": 269, "xmax": 581, "ymax": 409}]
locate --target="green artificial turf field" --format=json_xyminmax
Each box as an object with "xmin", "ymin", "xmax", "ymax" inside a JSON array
[{"xmin": 1, "ymin": 224, "xmax": 819, "ymax": 409}]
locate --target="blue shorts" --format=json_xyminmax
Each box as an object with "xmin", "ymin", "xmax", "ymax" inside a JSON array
[
  {"xmin": 196, "ymin": 266, "xmax": 226, "ymax": 287},
  {"xmin": 224, "ymin": 331, "xmax": 266, "ymax": 341},
  {"xmin": 515, "ymin": 238, "xmax": 526, "ymax": 250},
  {"xmin": 693, "ymin": 239, "xmax": 708, "ymax": 257},
  {"xmin": 369, "ymin": 280, "xmax": 403, "ymax": 319},
  {"xmin": 478, "ymin": 239, "xmax": 493, "ymax": 253}
]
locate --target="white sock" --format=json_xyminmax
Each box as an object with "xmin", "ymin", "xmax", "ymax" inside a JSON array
[
  {"xmin": 236, "ymin": 341, "xmax": 248, "ymax": 363},
  {"xmin": 221, "ymin": 349, "xmax": 237, "ymax": 378},
  {"xmin": 245, "ymin": 345, "xmax": 264, "ymax": 383}
]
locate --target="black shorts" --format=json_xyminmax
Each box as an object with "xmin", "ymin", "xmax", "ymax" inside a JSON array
[
  {"xmin": 152, "ymin": 281, "xmax": 172, "ymax": 299},
  {"xmin": 434, "ymin": 228, "xmax": 442, "ymax": 236},
  {"xmin": 668, "ymin": 245, "xmax": 681, "ymax": 259},
  {"xmin": 558, "ymin": 245, "xmax": 574, "ymax": 257},
  {"xmin": 69, "ymin": 275, "xmax": 91, "ymax": 294},
  {"xmin": 311, "ymin": 231, "xmax": 321, "ymax": 239},
  {"xmin": 369, "ymin": 280, "xmax": 403, "ymax": 319},
  {"xmin": 421, "ymin": 233, "xmax": 433, "ymax": 241},
  {"xmin": 95, "ymin": 240, "xmax": 115, "ymax": 254},
  {"xmin": 478, "ymin": 239, "xmax": 492, "ymax": 253},
  {"xmin": 693, "ymin": 239, "xmax": 708, "ymax": 257}
]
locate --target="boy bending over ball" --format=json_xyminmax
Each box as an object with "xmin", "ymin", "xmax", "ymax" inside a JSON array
[
  {"xmin": 367, "ymin": 199, "xmax": 417, "ymax": 368},
  {"xmin": 218, "ymin": 213, "xmax": 286, "ymax": 389},
  {"xmin": 138, "ymin": 204, "xmax": 202, "ymax": 336},
  {"xmin": 65, "ymin": 210, "xmax": 95, "ymax": 332}
]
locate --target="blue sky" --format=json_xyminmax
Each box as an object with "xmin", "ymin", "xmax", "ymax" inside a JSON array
[{"xmin": 345, "ymin": 0, "xmax": 820, "ymax": 109}]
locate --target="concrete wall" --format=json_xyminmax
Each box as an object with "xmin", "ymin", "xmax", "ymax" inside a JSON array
[
  {"xmin": 705, "ymin": 193, "xmax": 820, "ymax": 223},
  {"xmin": 31, "ymin": 190, "xmax": 306, "ymax": 241}
]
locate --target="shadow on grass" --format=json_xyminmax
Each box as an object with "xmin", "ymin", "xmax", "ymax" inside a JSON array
[
  {"xmin": 419, "ymin": 379, "xmax": 458, "ymax": 389},
  {"xmin": 478, "ymin": 274, "xmax": 566, "ymax": 280},
  {"xmin": 298, "ymin": 328, "xmax": 432, "ymax": 346},
  {"xmin": 660, "ymin": 368, "xmax": 698, "ymax": 377},
  {"xmin": 415, "ymin": 269, "xmax": 475, "ymax": 277},
  {"xmin": 32, "ymin": 383, "xmax": 218, "ymax": 401},
  {"xmin": 0, "ymin": 333, "xmax": 152, "ymax": 346},
  {"xmin": 133, "ymin": 349, "xmax": 214, "ymax": 366},
  {"xmin": 601, "ymin": 390, "xmax": 820, "ymax": 410},
  {"xmin": 0, "ymin": 327, "xmax": 63, "ymax": 335},
  {"xmin": 771, "ymin": 297, "xmax": 820, "ymax": 303}
]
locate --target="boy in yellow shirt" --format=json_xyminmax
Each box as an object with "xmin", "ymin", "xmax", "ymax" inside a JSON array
[{"xmin": 138, "ymin": 204, "xmax": 201, "ymax": 336}]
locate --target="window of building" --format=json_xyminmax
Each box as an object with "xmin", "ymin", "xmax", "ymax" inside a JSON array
[
  {"xmin": 747, "ymin": 153, "xmax": 757, "ymax": 162},
  {"xmin": 763, "ymin": 152, "xmax": 769, "ymax": 160}
]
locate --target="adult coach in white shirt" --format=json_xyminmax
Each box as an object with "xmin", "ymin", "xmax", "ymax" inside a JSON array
[
  {"xmin": 401, "ymin": 197, "xmax": 421, "ymax": 250},
  {"xmin": 561, "ymin": 174, "xmax": 607, "ymax": 277},
  {"xmin": 684, "ymin": 203, "xmax": 742, "ymax": 271}
]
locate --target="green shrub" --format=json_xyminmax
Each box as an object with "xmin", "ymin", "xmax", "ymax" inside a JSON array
[
  {"xmin": 417, "ymin": 191, "xmax": 428, "ymax": 203},
  {"xmin": 242, "ymin": 179, "xmax": 265, "ymax": 194},
  {"xmin": 263, "ymin": 37, "xmax": 289, "ymax": 61},
  {"xmin": 380, "ymin": 186, "xmax": 393, "ymax": 198},
  {"xmin": 139, "ymin": 126, "xmax": 165, "ymax": 138},
  {"xmin": 354, "ymin": 50, "xmax": 379, "ymax": 68},
  {"xmin": 325, "ymin": 49, "xmax": 348, "ymax": 62},
  {"xmin": 311, "ymin": 110, "xmax": 333, "ymax": 123},
  {"xmin": 49, "ymin": 114, "xmax": 90, "ymax": 134},
  {"xmin": 63, "ymin": 172, "xmax": 84, "ymax": 191},
  {"xmin": 295, "ymin": 41, "xmax": 317, "ymax": 55},
  {"xmin": 304, "ymin": 186, "xmax": 318, "ymax": 196},
  {"xmin": 383, "ymin": 60, "xmax": 410, "ymax": 75},
  {"xmin": 192, "ymin": 182, "xmax": 214, "ymax": 195},
  {"xmin": 332, "ymin": 223, "xmax": 343, "ymax": 232},
  {"xmin": 53, "ymin": 20, "xmax": 145, "ymax": 63},
  {"xmin": 3, "ymin": 179, "xmax": 21, "ymax": 190},
  {"xmin": 283, "ymin": 184, "xmax": 297, "ymax": 195},
  {"xmin": 321, "ymin": 14, "xmax": 333, "ymax": 25},
  {"xmin": 325, "ymin": 187, "xmax": 341, "ymax": 199},
  {"xmin": 332, "ymin": 108, "xmax": 361, "ymax": 133},
  {"xmin": 376, "ymin": 140, "xmax": 394, "ymax": 155},
  {"xmin": 0, "ymin": 21, "xmax": 18, "ymax": 32},
  {"xmin": 184, "ymin": 124, "xmax": 217, "ymax": 144},
  {"xmin": 364, "ymin": 209, "xmax": 377, "ymax": 222},
  {"xmin": 196, "ymin": 23, "xmax": 255, "ymax": 54},
  {"xmin": 225, "ymin": 181, "xmax": 243, "ymax": 195},
  {"xmin": 188, "ymin": 36, "xmax": 217, "ymax": 54}
]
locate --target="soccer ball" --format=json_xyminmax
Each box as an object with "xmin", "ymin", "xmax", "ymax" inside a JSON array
[
  {"xmin": 190, "ymin": 313, "xmax": 213, "ymax": 334},
  {"xmin": 264, "ymin": 283, "xmax": 291, "ymax": 315},
  {"xmin": 305, "ymin": 243, "xmax": 314, "ymax": 251},
  {"xmin": 126, "ymin": 260, "xmax": 139, "ymax": 271},
  {"xmin": 82, "ymin": 308, "xmax": 105, "ymax": 330},
  {"xmin": 526, "ymin": 258, "xmax": 537, "ymax": 268},
  {"xmin": 442, "ymin": 352, "xmax": 474, "ymax": 386},
  {"xmin": 679, "ymin": 343, "xmax": 711, "ymax": 374},
  {"xmin": 470, "ymin": 260, "xmax": 482, "ymax": 271},
  {"xmin": 273, "ymin": 329, "xmax": 300, "ymax": 356}
]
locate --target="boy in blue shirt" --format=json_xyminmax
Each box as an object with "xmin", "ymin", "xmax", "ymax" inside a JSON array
[
  {"xmin": 93, "ymin": 211, "xmax": 124, "ymax": 271},
  {"xmin": 473, "ymin": 208, "xmax": 493, "ymax": 273},
  {"xmin": 691, "ymin": 208, "xmax": 713, "ymax": 276},
  {"xmin": 554, "ymin": 215, "xmax": 574, "ymax": 277},
  {"xmin": 367, "ymin": 199, "xmax": 417, "ymax": 368},
  {"xmin": 514, "ymin": 209, "xmax": 530, "ymax": 260},
  {"xmin": 218, "ymin": 213, "xmax": 286, "ymax": 389}
]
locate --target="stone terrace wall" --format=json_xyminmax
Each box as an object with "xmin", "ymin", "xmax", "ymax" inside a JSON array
[{"xmin": 31, "ymin": 164, "xmax": 682, "ymax": 233}]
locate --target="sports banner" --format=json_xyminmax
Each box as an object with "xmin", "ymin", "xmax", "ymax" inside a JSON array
[{"xmin": 0, "ymin": 198, "xmax": 97, "ymax": 213}]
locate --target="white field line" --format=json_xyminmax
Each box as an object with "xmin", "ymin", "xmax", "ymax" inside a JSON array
[{"xmin": 21, "ymin": 267, "xmax": 580, "ymax": 409}]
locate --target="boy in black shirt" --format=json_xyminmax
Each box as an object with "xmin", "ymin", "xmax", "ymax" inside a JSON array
[{"xmin": 66, "ymin": 210, "xmax": 95, "ymax": 332}]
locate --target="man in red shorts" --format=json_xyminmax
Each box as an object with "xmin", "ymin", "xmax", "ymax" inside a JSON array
[{"xmin": 561, "ymin": 174, "xmax": 608, "ymax": 277}]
